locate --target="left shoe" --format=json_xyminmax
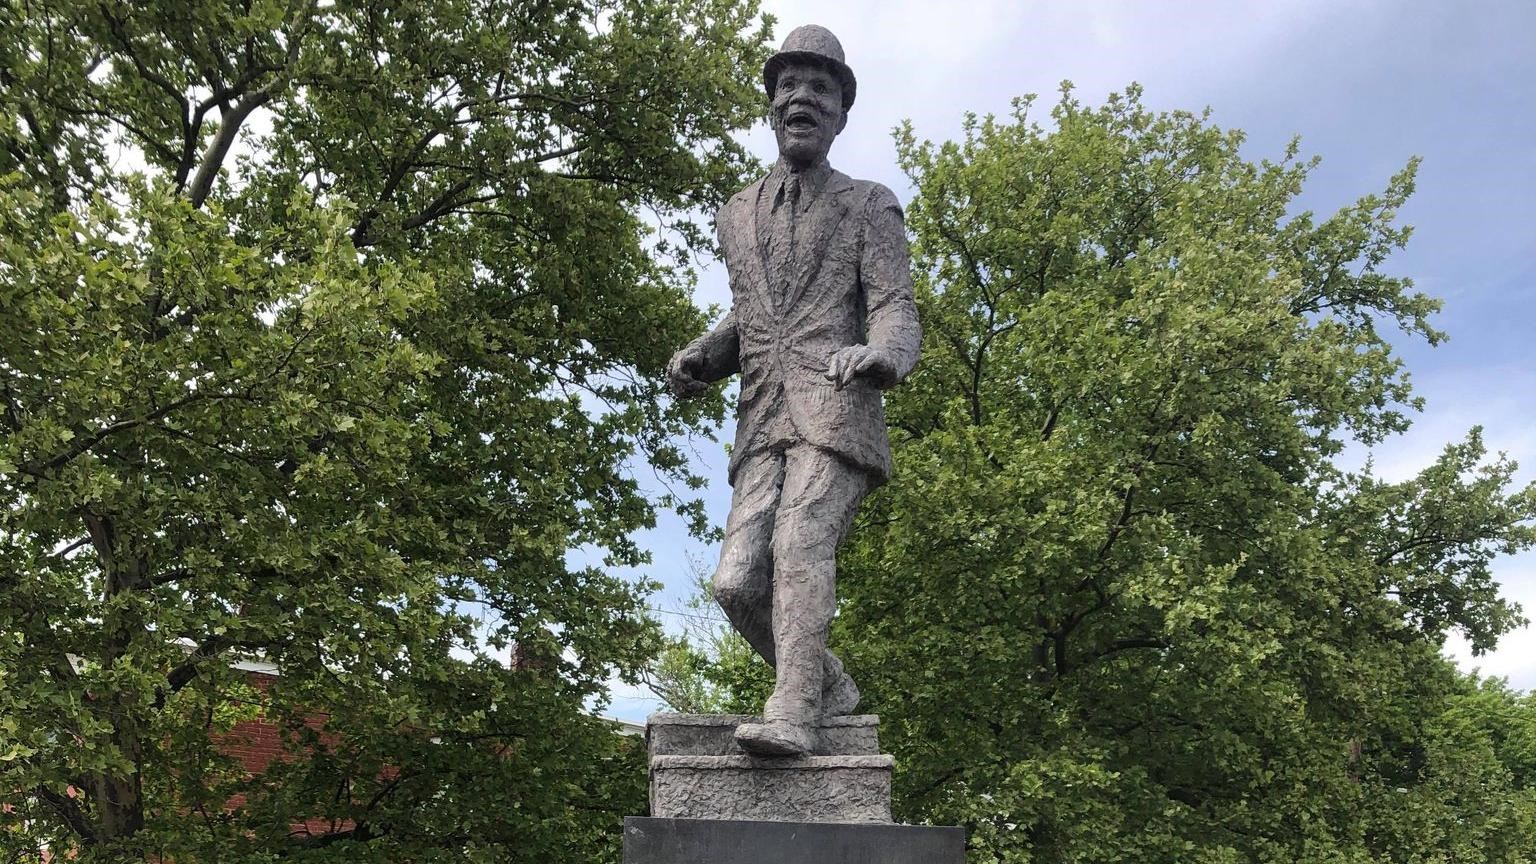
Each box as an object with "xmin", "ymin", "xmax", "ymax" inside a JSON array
[{"xmin": 734, "ymin": 719, "xmax": 816, "ymax": 757}]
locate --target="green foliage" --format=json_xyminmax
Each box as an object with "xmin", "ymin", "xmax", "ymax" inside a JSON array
[
  {"xmin": 1357, "ymin": 678, "xmax": 1536, "ymax": 863},
  {"xmin": 645, "ymin": 562, "xmax": 772, "ymax": 715},
  {"xmin": 828, "ymin": 84, "xmax": 1536, "ymax": 862},
  {"xmin": 0, "ymin": 0, "xmax": 771, "ymax": 859}
]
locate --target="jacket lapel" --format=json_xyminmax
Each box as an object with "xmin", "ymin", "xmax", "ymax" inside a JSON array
[
  {"xmin": 724, "ymin": 178, "xmax": 775, "ymax": 318},
  {"xmin": 783, "ymin": 172, "xmax": 855, "ymax": 313}
]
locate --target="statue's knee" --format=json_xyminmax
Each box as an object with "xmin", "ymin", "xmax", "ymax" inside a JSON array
[{"xmin": 711, "ymin": 566, "xmax": 762, "ymax": 614}]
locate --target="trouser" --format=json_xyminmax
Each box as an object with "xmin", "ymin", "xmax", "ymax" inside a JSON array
[{"xmin": 712, "ymin": 444, "xmax": 872, "ymax": 724}]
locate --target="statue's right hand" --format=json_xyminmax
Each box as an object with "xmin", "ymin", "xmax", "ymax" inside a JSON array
[{"xmin": 667, "ymin": 345, "xmax": 710, "ymax": 398}]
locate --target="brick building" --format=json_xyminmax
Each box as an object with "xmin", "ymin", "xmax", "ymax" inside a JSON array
[{"xmin": 216, "ymin": 660, "xmax": 355, "ymax": 841}]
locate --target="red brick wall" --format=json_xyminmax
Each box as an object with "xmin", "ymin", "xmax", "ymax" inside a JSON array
[
  {"xmin": 215, "ymin": 670, "xmax": 353, "ymax": 839},
  {"xmin": 25, "ymin": 668, "xmax": 359, "ymax": 861}
]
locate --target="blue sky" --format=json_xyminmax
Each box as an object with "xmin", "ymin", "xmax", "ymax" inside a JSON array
[{"xmin": 602, "ymin": 0, "xmax": 1536, "ymax": 721}]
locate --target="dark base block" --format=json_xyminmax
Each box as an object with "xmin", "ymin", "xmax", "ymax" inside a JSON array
[{"xmin": 623, "ymin": 817, "xmax": 965, "ymax": 864}]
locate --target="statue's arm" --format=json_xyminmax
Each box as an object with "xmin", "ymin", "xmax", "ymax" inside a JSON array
[
  {"xmin": 667, "ymin": 209, "xmax": 742, "ymax": 397},
  {"xmin": 858, "ymin": 184, "xmax": 922, "ymax": 387},
  {"xmin": 668, "ymin": 309, "xmax": 739, "ymax": 397},
  {"xmin": 690, "ymin": 310, "xmax": 742, "ymax": 382},
  {"xmin": 696, "ymin": 207, "xmax": 743, "ymax": 381}
]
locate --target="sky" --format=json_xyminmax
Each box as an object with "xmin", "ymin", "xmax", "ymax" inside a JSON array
[{"xmin": 601, "ymin": 0, "xmax": 1536, "ymax": 722}]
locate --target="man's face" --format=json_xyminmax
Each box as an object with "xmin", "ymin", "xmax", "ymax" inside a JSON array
[{"xmin": 769, "ymin": 60, "xmax": 847, "ymax": 167}]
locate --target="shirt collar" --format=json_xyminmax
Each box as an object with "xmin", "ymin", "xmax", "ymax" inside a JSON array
[{"xmin": 770, "ymin": 158, "xmax": 834, "ymax": 208}]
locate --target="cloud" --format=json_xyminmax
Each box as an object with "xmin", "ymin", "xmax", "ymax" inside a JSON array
[
  {"xmin": 1444, "ymin": 551, "xmax": 1536, "ymax": 690},
  {"xmin": 1346, "ymin": 364, "xmax": 1536, "ymax": 485},
  {"xmin": 594, "ymin": 673, "xmax": 665, "ymax": 725}
]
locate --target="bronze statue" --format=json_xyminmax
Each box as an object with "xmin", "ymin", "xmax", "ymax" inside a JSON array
[{"xmin": 667, "ymin": 25, "xmax": 921, "ymax": 757}]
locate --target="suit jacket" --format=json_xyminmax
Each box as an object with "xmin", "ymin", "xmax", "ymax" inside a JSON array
[{"xmin": 687, "ymin": 165, "xmax": 921, "ymax": 486}]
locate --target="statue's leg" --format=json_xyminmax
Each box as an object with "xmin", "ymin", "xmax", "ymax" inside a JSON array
[
  {"xmin": 711, "ymin": 450, "xmax": 784, "ymax": 667},
  {"xmin": 748, "ymin": 447, "xmax": 869, "ymax": 747},
  {"xmin": 821, "ymin": 649, "xmax": 861, "ymax": 716}
]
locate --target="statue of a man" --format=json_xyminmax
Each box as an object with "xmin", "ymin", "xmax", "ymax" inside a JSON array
[{"xmin": 667, "ymin": 24, "xmax": 921, "ymax": 757}]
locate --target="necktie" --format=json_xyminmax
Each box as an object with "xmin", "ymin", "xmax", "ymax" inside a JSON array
[{"xmin": 769, "ymin": 174, "xmax": 800, "ymax": 306}]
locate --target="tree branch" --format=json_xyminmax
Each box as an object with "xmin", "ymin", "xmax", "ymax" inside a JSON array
[
  {"xmin": 1039, "ymin": 404, "xmax": 1060, "ymax": 442},
  {"xmin": 1096, "ymin": 637, "xmax": 1170, "ymax": 662},
  {"xmin": 20, "ymin": 391, "xmax": 259, "ymax": 477},
  {"xmin": 350, "ymin": 127, "xmax": 452, "ymax": 243},
  {"xmin": 154, "ymin": 636, "xmax": 234, "ymax": 709},
  {"xmin": 187, "ymin": 91, "xmax": 271, "ymax": 208},
  {"xmin": 1371, "ymin": 529, "xmax": 1500, "ymax": 567},
  {"xmin": 97, "ymin": 3, "xmax": 192, "ymax": 173},
  {"xmin": 280, "ymin": 824, "xmax": 380, "ymax": 852},
  {"xmin": 97, "ymin": 5, "xmax": 188, "ymax": 110},
  {"xmin": 36, "ymin": 785, "xmax": 98, "ymax": 845},
  {"xmin": 39, "ymin": 98, "xmax": 184, "ymax": 168},
  {"xmin": 1, "ymin": 377, "xmax": 22, "ymax": 432},
  {"xmin": 142, "ymin": 566, "xmax": 196, "ymax": 590}
]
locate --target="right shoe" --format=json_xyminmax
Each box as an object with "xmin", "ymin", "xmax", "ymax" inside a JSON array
[{"xmin": 822, "ymin": 669, "xmax": 861, "ymax": 717}]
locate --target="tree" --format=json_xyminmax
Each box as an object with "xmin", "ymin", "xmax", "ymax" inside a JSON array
[
  {"xmin": 1356, "ymin": 676, "xmax": 1536, "ymax": 863},
  {"xmin": 825, "ymin": 85, "xmax": 1536, "ymax": 862},
  {"xmin": 643, "ymin": 558, "xmax": 772, "ymax": 715},
  {"xmin": 0, "ymin": 0, "xmax": 771, "ymax": 859}
]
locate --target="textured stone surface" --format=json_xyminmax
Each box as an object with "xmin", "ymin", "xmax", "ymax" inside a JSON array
[
  {"xmin": 650, "ymin": 754, "xmax": 893, "ymax": 823},
  {"xmin": 648, "ymin": 713, "xmax": 880, "ymax": 758},
  {"xmin": 664, "ymin": 23, "xmax": 922, "ymax": 757},
  {"xmin": 647, "ymin": 713, "xmax": 895, "ymax": 823},
  {"xmin": 623, "ymin": 817, "xmax": 966, "ymax": 864}
]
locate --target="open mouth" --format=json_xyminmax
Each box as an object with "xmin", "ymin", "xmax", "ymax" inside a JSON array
[{"xmin": 785, "ymin": 110, "xmax": 818, "ymax": 133}]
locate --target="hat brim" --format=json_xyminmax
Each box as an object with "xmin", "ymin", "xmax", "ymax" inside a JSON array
[{"xmin": 763, "ymin": 51, "xmax": 857, "ymax": 111}]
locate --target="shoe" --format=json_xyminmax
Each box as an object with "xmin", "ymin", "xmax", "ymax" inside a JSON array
[
  {"xmin": 735, "ymin": 719, "xmax": 816, "ymax": 757},
  {"xmin": 822, "ymin": 671, "xmax": 861, "ymax": 717}
]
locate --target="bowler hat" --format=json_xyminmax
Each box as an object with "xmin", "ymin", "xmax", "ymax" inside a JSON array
[{"xmin": 763, "ymin": 25, "xmax": 857, "ymax": 110}]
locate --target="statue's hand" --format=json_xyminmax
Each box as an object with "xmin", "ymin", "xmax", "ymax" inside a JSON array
[
  {"xmin": 825, "ymin": 345, "xmax": 897, "ymax": 391},
  {"xmin": 667, "ymin": 344, "xmax": 711, "ymax": 398}
]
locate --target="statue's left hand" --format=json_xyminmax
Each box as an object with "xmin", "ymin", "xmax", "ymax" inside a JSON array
[
  {"xmin": 825, "ymin": 345, "xmax": 897, "ymax": 390},
  {"xmin": 667, "ymin": 345, "xmax": 712, "ymax": 397}
]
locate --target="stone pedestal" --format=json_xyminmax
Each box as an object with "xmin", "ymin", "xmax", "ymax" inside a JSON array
[
  {"xmin": 647, "ymin": 714, "xmax": 892, "ymax": 824},
  {"xmin": 635, "ymin": 714, "xmax": 965, "ymax": 861},
  {"xmin": 648, "ymin": 713, "xmax": 882, "ymax": 757},
  {"xmin": 623, "ymin": 817, "xmax": 966, "ymax": 864}
]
